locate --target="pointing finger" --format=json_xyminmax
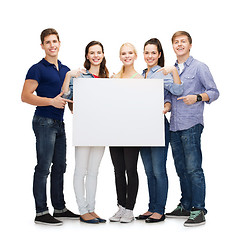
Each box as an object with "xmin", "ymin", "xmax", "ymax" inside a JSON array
[{"xmin": 177, "ymin": 96, "xmax": 186, "ymax": 100}]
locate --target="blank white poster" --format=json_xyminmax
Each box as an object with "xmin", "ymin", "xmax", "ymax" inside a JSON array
[{"xmin": 73, "ymin": 78, "xmax": 165, "ymax": 146}]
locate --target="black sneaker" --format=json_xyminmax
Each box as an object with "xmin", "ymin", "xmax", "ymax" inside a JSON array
[
  {"xmin": 166, "ymin": 204, "xmax": 190, "ymax": 219},
  {"xmin": 184, "ymin": 209, "xmax": 206, "ymax": 227},
  {"xmin": 35, "ymin": 213, "xmax": 63, "ymax": 226},
  {"xmin": 53, "ymin": 209, "xmax": 80, "ymax": 220}
]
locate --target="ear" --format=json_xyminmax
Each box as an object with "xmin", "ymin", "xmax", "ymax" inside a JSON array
[
  {"xmin": 189, "ymin": 44, "xmax": 192, "ymax": 52},
  {"xmin": 158, "ymin": 52, "xmax": 161, "ymax": 58},
  {"xmin": 40, "ymin": 43, "xmax": 44, "ymax": 50}
]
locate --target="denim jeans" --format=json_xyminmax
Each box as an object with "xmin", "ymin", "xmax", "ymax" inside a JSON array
[
  {"xmin": 74, "ymin": 146, "xmax": 105, "ymax": 215},
  {"xmin": 32, "ymin": 115, "xmax": 67, "ymax": 214},
  {"xmin": 140, "ymin": 117, "xmax": 170, "ymax": 215},
  {"xmin": 170, "ymin": 124, "xmax": 207, "ymax": 213}
]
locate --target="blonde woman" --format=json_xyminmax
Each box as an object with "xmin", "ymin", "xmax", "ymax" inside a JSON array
[{"xmin": 109, "ymin": 43, "xmax": 143, "ymax": 223}]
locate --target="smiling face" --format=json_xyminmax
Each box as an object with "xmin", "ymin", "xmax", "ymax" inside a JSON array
[
  {"xmin": 143, "ymin": 44, "xmax": 161, "ymax": 68},
  {"xmin": 87, "ymin": 44, "xmax": 104, "ymax": 66},
  {"xmin": 119, "ymin": 44, "xmax": 137, "ymax": 66},
  {"xmin": 172, "ymin": 35, "xmax": 192, "ymax": 59},
  {"xmin": 41, "ymin": 34, "xmax": 60, "ymax": 59}
]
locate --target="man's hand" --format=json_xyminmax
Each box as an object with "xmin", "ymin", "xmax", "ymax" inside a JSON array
[
  {"xmin": 51, "ymin": 92, "xmax": 74, "ymax": 109},
  {"xmin": 177, "ymin": 95, "xmax": 197, "ymax": 105}
]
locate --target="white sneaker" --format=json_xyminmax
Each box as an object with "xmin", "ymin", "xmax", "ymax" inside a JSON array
[
  {"xmin": 109, "ymin": 205, "xmax": 126, "ymax": 222},
  {"xmin": 120, "ymin": 209, "xmax": 134, "ymax": 223}
]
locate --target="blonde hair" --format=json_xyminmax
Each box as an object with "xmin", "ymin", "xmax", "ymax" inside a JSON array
[{"xmin": 117, "ymin": 43, "xmax": 137, "ymax": 78}]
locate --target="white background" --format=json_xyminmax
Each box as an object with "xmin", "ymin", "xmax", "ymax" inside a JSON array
[{"xmin": 1, "ymin": 0, "xmax": 239, "ymax": 239}]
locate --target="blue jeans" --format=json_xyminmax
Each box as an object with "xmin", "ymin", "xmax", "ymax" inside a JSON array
[
  {"xmin": 32, "ymin": 115, "xmax": 67, "ymax": 214},
  {"xmin": 140, "ymin": 117, "xmax": 170, "ymax": 215},
  {"xmin": 170, "ymin": 124, "xmax": 206, "ymax": 213}
]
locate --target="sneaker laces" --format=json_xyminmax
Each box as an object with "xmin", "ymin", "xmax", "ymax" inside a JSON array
[
  {"xmin": 176, "ymin": 205, "xmax": 184, "ymax": 212},
  {"xmin": 189, "ymin": 210, "xmax": 201, "ymax": 220}
]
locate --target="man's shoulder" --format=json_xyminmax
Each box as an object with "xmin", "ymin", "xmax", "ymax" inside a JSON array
[
  {"xmin": 190, "ymin": 57, "xmax": 208, "ymax": 69},
  {"xmin": 28, "ymin": 59, "xmax": 45, "ymax": 71},
  {"xmin": 58, "ymin": 60, "xmax": 70, "ymax": 71}
]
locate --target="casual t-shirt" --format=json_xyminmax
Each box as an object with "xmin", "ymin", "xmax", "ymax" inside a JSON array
[{"xmin": 25, "ymin": 58, "xmax": 70, "ymax": 121}]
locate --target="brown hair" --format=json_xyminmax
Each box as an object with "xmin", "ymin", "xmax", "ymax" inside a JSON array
[
  {"xmin": 144, "ymin": 38, "xmax": 165, "ymax": 67},
  {"xmin": 40, "ymin": 28, "xmax": 60, "ymax": 44},
  {"xmin": 171, "ymin": 31, "xmax": 192, "ymax": 44},
  {"xmin": 84, "ymin": 41, "xmax": 109, "ymax": 78}
]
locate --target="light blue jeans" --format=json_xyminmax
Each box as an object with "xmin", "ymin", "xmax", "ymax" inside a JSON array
[{"xmin": 140, "ymin": 117, "xmax": 170, "ymax": 215}]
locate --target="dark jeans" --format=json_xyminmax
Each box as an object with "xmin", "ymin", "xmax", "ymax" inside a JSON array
[
  {"xmin": 170, "ymin": 124, "xmax": 206, "ymax": 213},
  {"xmin": 109, "ymin": 147, "xmax": 140, "ymax": 210},
  {"xmin": 32, "ymin": 115, "xmax": 67, "ymax": 214}
]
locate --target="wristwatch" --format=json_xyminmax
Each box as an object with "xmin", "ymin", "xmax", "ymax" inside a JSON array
[{"xmin": 196, "ymin": 94, "xmax": 202, "ymax": 102}]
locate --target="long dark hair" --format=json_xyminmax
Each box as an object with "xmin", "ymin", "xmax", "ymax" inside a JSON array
[
  {"xmin": 84, "ymin": 41, "xmax": 109, "ymax": 78},
  {"xmin": 144, "ymin": 38, "xmax": 165, "ymax": 67}
]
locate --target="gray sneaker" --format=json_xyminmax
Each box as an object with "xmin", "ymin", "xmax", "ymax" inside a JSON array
[
  {"xmin": 184, "ymin": 209, "xmax": 206, "ymax": 227},
  {"xmin": 109, "ymin": 205, "xmax": 126, "ymax": 222},
  {"xmin": 166, "ymin": 204, "xmax": 190, "ymax": 219}
]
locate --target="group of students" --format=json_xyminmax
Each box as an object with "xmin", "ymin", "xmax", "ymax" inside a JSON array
[{"xmin": 21, "ymin": 28, "xmax": 219, "ymax": 227}]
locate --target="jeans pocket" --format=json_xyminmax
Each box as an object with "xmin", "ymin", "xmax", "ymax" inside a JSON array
[{"xmin": 33, "ymin": 115, "xmax": 55, "ymax": 127}]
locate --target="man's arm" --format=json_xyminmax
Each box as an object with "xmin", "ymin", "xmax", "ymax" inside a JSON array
[
  {"xmin": 177, "ymin": 93, "xmax": 209, "ymax": 105},
  {"xmin": 21, "ymin": 79, "xmax": 73, "ymax": 109}
]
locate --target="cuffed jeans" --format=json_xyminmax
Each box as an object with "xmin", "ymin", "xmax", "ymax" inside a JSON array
[
  {"xmin": 140, "ymin": 117, "xmax": 170, "ymax": 215},
  {"xmin": 73, "ymin": 146, "xmax": 105, "ymax": 215},
  {"xmin": 170, "ymin": 124, "xmax": 207, "ymax": 213},
  {"xmin": 32, "ymin": 115, "xmax": 67, "ymax": 214}
]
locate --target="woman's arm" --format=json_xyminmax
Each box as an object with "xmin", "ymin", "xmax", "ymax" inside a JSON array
[
  {"xmin": 159, "ymin": 66, "xmax": 181, "ymax": 84},
  {"xmin": 62, "ymin": 69, "xmax": 81, "ymax": 95}
]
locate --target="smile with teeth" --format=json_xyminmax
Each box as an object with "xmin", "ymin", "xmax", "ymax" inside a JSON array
[
  {"xmin": 92, "ymin": 58, "xmax": 100, "ymax": 62},
  {"xmin": 49, "ymin": 48, "xmax": 57, "ymax": 52}
]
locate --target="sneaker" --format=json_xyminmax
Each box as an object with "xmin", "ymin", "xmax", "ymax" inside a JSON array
[
  {"xmin": 53, "ymin": 209, "xmax": 80, "ymax": 220},
  {"xmin": 35, "ymin": 213, "xmax": 63, "ymax": 226},
  {"xmin": 109, "ymin": 205, "xmax": 126, "ymax": 222},
  {"xmin": 184, "ymin": 209, "xmax": 206, "ymax": 227},
  {"xmin": 120, "ymin": 209, "xmax": 134, "ymax": 223},
  {"xmin": 166, "ymin": 204, "xmax": 190, "ymax": 219}
]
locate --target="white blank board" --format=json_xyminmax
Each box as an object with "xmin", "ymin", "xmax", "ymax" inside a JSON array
[{"xmin": 73, "ymin": 78, "xmax": 165, "ymax": 146}]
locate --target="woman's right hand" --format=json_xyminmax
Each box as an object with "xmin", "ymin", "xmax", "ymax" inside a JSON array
[{"xmin": 68, "ymin": 68, "xmax": 82, "ymax": 78}]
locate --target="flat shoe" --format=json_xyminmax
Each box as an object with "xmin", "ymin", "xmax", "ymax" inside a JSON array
[
  {"xmin": 97, "ymin": 218, "xmax": 107, "ymax": 223},
  {"xmin": 135, "ymin": 214, "xmax": 152, "ymax": 220},
  {"xmin": 145, "ymin": 214, "xmax": 165, "ymax": 223},
  {"xmin": 80, "ymin": 216, "xmax": 99, "ymax": 224}
]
